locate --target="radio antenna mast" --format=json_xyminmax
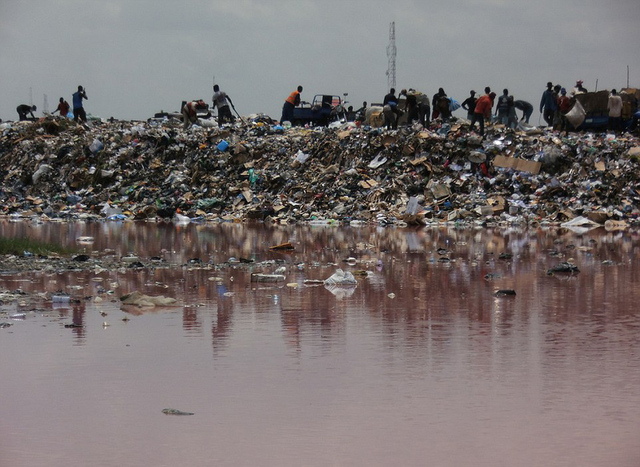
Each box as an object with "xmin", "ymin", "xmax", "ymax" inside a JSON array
[{"xmin": 386, "ymin": 22, "xmax": 396, "ymax": 90}]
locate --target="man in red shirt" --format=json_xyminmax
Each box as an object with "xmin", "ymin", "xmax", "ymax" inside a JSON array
[
  {"xmin": 52, "ymin": 97, "xmax": 70, "ymax": 118},
  {"xmin": 182, "ymin": 99, "xmax": 206, "ymax": 129},
  {"xmin": 556, "ymin": 88, "xmax": 573, "ymax": 134},
  {"xmin": 470, "ymin": 87, "xmax": 495, "ymax": 136}
]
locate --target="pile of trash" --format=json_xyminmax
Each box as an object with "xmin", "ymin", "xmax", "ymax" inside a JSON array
[{"xmin": 1, "ymin": 115, "xmax": 639, "ymax": 227}]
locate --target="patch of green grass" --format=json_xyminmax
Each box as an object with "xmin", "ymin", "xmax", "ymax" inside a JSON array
[{"xmin": 0, "ymin": 236, "xmax": 76, "ymax": 256}]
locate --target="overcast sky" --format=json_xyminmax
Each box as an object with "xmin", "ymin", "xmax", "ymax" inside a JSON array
[{"xmin": 2, "ymin": 0, "xmax": 639, "ymax": 123}]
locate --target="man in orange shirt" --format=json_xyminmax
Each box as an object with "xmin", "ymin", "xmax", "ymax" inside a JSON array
[
  {"xmin": 281, "ymin": 85, "xmax": 303, "ymax": 124},
  {"xmin": 470, "ymin": 87, "xmax": 495, "ymax": 136}
]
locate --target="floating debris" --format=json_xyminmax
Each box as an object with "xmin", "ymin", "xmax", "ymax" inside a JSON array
[
  {"xmin": 251, "ymin": 273, "xmax": 285, "ymax": 283},
  {"xmin": 120, "ymin": 291, "xmax": 178, "ymax": 308},
  {"xmin": 161, "ymin": 408, "xmax": 194, "ymax": 416},
  {"xmin": 494, "ymin": 289, "xmax": 517, "ymax": 297},
  {"xmin": 547, "ymin": 262, "xmax": 580, "ymax": 275},
  {"xmin": 324, "ymin": 269, "xmax": 358, "ymax": 286},
  {"xmin": 270, "ymin": 242, "xmax": 295, "ymax": 251}
]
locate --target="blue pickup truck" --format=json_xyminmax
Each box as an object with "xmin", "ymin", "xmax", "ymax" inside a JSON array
[{"xmin": 292, "ymin": 94, "xmax": 345, "ymax": 126}]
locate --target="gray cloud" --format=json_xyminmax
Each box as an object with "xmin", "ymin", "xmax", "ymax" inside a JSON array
[{"xmin": 1, "ymin": 0, "xmax": 639, "ymax": 122}]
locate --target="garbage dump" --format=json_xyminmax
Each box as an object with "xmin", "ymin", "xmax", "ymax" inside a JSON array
[{"xmin": 1, "ymin": 115, "xmax": 639, "ymax": 226}]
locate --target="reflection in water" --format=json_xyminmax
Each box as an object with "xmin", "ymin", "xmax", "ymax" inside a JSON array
[{"xmin": 1, "ymin": 221, "xmax": 640, "ymax": 466}]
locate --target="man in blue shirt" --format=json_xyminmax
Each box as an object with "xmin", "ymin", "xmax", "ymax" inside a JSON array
[
  {"xmin": 72, "ymin": 85, "xmax": 88, "ymax": 122},
  {"xmin": 539, "ymin": 82, "xmax": 557, "ymax": 127}
]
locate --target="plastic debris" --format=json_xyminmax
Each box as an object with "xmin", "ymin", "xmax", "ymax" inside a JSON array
[
  {"xmin": 494, "ymin": 289, "xmax": 517, "ymax": 297},
  {"xmin": 120, "ymin": 291, "xmax": 178, "ymax": 308},
  {"xmin": 251, "ymin": 273, "xmax": 285, "ymax": 282},
  {"xmin": 270, "ymin": 242, "xmax": 294, "ymax": 251},
  {"xmin": 162, "ymin": 408, "xmax": 194, "ymax": 416},
  {"xmin": 547, "ymin": 262, "xmax": 580, "ymax": 275},
  {"xmin": 323, "ymin": 269, "xmax": 358, "ymax": 286}
]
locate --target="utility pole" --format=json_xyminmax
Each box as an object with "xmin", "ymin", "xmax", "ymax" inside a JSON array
[
  {"xmin": 386, "ymin": 22, "xmax": 396, "ymax": 91},
  {"xmin": 627, "ymin": 65, "xmax": 630, "ymax": 88}
]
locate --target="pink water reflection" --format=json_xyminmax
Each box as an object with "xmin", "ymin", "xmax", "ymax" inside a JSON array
[{"xmin": 1, "ymin": 221, "xmax": 639, "ymax": 466}]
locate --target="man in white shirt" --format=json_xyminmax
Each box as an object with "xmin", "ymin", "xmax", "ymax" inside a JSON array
[
  {"xmin": 212, "ymin": 84, "xmax": 234, "ymax": 125},
  {"xmin": 607, "ymin": 89, "xmax": 623, "ymax": 132}
]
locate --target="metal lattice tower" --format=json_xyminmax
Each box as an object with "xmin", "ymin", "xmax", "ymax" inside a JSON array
[{"xmin": 386, "ymin": 22, "xmax": 396, "ymax": 90}]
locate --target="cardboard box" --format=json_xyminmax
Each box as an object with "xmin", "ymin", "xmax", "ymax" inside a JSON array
[{"xmin": 493, "ymin": 155, "xmax": 542, "ymax": 174}]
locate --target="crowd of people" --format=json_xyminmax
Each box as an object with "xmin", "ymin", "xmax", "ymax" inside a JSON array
[
  {"xmin": 14, "ymin": 85, "xmax": 87, "ymax": 123},
  {"xmin": 10, "ymin": 80, "xmax": 635, "ymax": 135},
  {"xmin": 375, "ymin": 85, "xmax": 526, "ymax": 136},
  {"xmin": 277, "ymin": 80, "xmax": 635, "ymax": 136}
]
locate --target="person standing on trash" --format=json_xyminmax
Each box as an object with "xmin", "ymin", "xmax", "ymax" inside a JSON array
[
  {"xmin": 383, "ymin": 88, "xmax": 402, "ymax": 129},
  {"xmin": 556, "ymin": 88, "xmax": 573, "ymax": 135},
  {"xmin": 182, "ymin": 99, "xmax": 206, "ymax": 129},
  {"xmin": 52, "ymin": 97, "xmax": 70, "ymax": 118},
  {"xmin": 507, "ymin": 99, "xmax": 518, "ymax": 129},
  {"xmin": 403, "ymin": 89, "xmax": 419, "ymax": 124},
  {"xmin": 436, "ymin": 92, "xmax": 452, "ymax": 120},
  {"xmin": 572, "ymin": 80, "xmax": 588, "ymax": 96},
  {"xmin": 540, "ymin": 82, "xmax": 557, "ymax": 127},
  {"xmin": 607, "ymin": 89, "xmax": 623, "ymax": 132},
  {"xmin": 461, "ymin": 90, "xmax": 477, "ymax": 121},
  {"xmin": 470, "ymin": 89, "xmax": 494, "ymax": 136},
  {"xmin": 16, "ymin": 104, "xmax": 37, "ymax": 121},
  {"xmin": 212, "ymin": 84, "xmax": 234, "ymax": 125},
  {"xmin": 281, "ymin": 85, "xmax": 302, "ymax": 124},
  {"xmin": 552, "ymin": 84, "xmax": 564, "ymax": 129},
  {"xmin": 417, "ymin": 91, "xmax": 430, "ymax": 127},
  {"xmin": 513, "ymin": 100, "xmax": 533, "ymax": 123},
  {"xmin": 431, "ymin": 88, "xmax": 447, "ymax": 119},
  {"xmin": 72, "ymin": 85, "xmax": 88, "ymax": 122},
  {"xmin": 496, "ymin": 89, "xmax": 513, "ymax": 126}
]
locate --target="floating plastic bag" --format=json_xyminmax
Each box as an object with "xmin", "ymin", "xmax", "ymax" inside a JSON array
[
  {"xmin": 323, "ymin": 268, "xmax": 358, "ymax": 286},
  {"xmin": 560, "ymin": 216, "xmax": 601, "ymax": 234}
]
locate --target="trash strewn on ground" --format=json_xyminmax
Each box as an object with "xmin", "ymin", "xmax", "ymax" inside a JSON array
[{"xmin": 0, "ymin": 115, "xmax": 639, "ymax": 227}]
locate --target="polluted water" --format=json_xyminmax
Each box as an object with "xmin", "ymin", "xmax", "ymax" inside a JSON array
[{"xmin": 1, "ymin": 220, "xmax": 639, "ymax": 467}]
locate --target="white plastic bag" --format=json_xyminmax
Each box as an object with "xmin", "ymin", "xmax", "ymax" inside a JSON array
[
  {"xmin": 565, "ymin": 100, "xmax": 586, "ymax": 129},
  {"xmin": 323, "ymin": 268, "xmax": 358, "ymax": 286}
]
